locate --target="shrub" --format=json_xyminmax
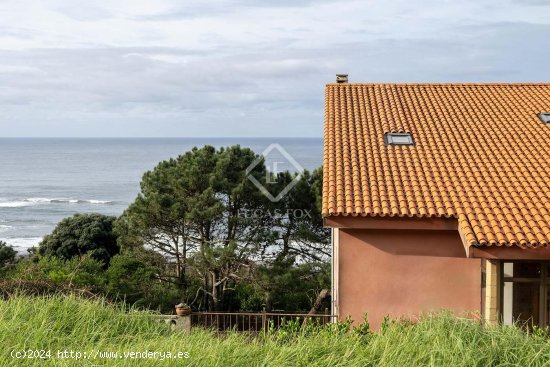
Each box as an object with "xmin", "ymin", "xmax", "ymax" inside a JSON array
[
  {"xmin": 0, "ymin": 241, "xmax": 16, "ymax": 269},
  {"xmin": 14, "ymin": 255, "xmax": 106, "ymax": 289},
  {"xmin": 105, "ymin": 251, "xmax": 181, "ymax": 312},
  {"xmin": 38, "ymin": 213, "xmax": 119, "ymax": 264}
]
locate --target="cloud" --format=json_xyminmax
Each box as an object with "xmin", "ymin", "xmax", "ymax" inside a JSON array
[
  {"xmin": 54, "ymin": 3, "xmax": 115, "ymax": 21},
  {"xmin": 511, "ymin": 0, "xmax": 550, "ymax": 5},
  {"xmin": 0, "ymin": 0, "xmax": 549, "ymax": 137},
  {"xmin": 0, "ymin": 27, "xmax": 37, "ymax": 40},
  {"xmin": 137, "ymin": 0, "xmax": 339, "ymax": 21}
]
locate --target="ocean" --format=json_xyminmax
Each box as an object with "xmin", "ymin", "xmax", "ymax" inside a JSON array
[{"xmin": 0, "ymin": 138, "xmax": 323, "ymax": 253}]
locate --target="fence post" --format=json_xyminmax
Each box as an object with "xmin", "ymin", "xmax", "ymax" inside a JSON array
[{"xmin": 262, "ymin": 306, "xmax": 267, "ymax": 332}]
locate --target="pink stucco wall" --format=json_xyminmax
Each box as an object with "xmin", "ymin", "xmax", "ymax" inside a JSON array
[{"xmin": 338, "ymin": 228, "xmax": 482, "ymax": 329}]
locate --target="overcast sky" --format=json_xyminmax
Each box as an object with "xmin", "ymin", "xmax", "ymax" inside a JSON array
[{"xmin": 0, "ymin": 0, "xmax": 549, "ymax": 137}]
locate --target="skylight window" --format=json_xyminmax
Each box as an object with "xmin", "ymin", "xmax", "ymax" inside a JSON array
[
  {"xmin": 384, "ymin": 132, "xmax": 414, "ymax": 146},
  {"xmin": 539, "ymin": 113, "xmax": 550, "ymax": 124}
]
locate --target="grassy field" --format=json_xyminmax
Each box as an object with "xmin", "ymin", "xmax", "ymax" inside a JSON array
[{"xmin": 0, "ymin": 295, "xmax": 549, "ymax": 366}]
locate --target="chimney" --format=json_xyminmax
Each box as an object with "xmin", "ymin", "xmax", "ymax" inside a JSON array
[{"xmin": 336, "ymin": 74, "xmax": 348, "ymax": 83}]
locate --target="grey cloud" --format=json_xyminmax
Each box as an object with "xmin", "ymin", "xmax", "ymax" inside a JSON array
[
  {"xmin": 0, "ymin": 42, "xmax": 331, "ymax": 136},
  {"xmin": 54, "ymin": 4, "xmax": 115, "ymax": 21},
  {"xmin": 0, "ymin": 27, "xmax": 38, "ymax": 39},
  {"xmin": 0, "ymin": 46, "xmax": 327, "ymax": 113},
  {"xmin": 232, "ymin": 0, "xmax": 338, "ymax": 8},
  {"xmin": 511, "ymin": 0, "xmax": 550, "ymax": 5},
  {"xmin": 136, "ymin": 7, "xmax": 229, "ymax": 21},
  {"xmin": 1, "ymin": 2, "xmax": 550, "ymax": 137},
  {"xmin": 137, "ymin": 0, "xmax": 338, "ymax": 21}
]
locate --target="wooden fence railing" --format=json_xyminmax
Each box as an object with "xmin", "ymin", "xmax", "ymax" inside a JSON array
[{"xmin": 190, "ymin": 312, "xmax": 337, "ymax": 332}]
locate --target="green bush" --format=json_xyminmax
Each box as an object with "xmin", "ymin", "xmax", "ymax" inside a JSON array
[
  {"xmin": 38, "ymin": 213, "xmax": 119, "ymax": 264},
  {"xmin": 105, "ymin": 252, "xmax": 181, "ymax": 312},
  {"xmin": 0, "ymin": 241, "xmax": 17, "ymax": 274},
  {"xmin": 14, "ymin": 256, "xmax": 106, "ymax": 288},
  {"xmin": 0, "ymin": 241, "xmax": 16, "ymax": 264}
]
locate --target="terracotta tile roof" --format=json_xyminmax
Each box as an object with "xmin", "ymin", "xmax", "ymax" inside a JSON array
[{"xmin": 323, "ymin": 83, "xmax": 550, "ymax": 248}]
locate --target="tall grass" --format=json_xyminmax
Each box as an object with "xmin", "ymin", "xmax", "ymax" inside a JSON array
[{"xmin": 0, "ymin": 295, "xmax": 549, "ymax": 366}]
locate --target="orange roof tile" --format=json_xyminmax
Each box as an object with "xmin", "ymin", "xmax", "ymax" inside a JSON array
[{"xmin": 323, "ymin": 83, "xmax": 550, "ymax": 248}]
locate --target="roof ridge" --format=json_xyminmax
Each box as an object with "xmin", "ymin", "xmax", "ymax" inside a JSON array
[{"xmin": 326, "ymin": 82, "xmax": 550, "ymax": 87}]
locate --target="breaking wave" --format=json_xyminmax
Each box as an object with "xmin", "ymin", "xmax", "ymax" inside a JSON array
[
  {"xmin": 0, "ymin": 225, "xmax": 13, "ymax": 233},
  {"xmin": 0, "ymin": 237, "xmax": 43, "ymax": 253},
  {"xmin": 0, "ymin": 198, "xmax": 115, "ymax": 208}
]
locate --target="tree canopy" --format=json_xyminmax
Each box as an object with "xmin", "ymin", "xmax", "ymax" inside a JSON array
[
  {"xmin": 38, "ymin": 213, "xmax": 119, "ymax": 264},
  {"xmin": 116, "ymin": 145, "xmax": 329, "ymax": 311}
]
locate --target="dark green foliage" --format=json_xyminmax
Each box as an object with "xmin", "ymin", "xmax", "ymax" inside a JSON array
[
  {"xmin": 113, "ymin": 146, "xmax": 330, "ymax": 312},
  {"xmin": 38, "ymin": 213, "xmax": 119, "ymax": 264},
  {"xmin": 262, "ymin": 168, "xmax": 329, "ymax": 263},
  {"xmin": 14, "ymin": 255, "xmax": 106, "ymax": 289},
  {"xmin": 117, "ymin": 145, "xmax": 275, "ymax": 310},
  {"xmin": 105, "ymin": 251, "xmax": 157, "ymax": 298},
  {"xmin": 352, "ymin": 313, "xmax": 371, "ymax": 337},
  {"xmin": 105, "ymin": 251, "xmax": 181, "ymax": 313},
  {"xmin": 10, "ymin": 252, "xmax": 180, "ymax": 312},
  {"xmin": 0, "ymin": 241, "xmax": 16, "ymax": 269},
  {"xmin": 0, "ymin": 279, "xmax": 83, "ymax": 299},
  {"xmin": 254, "ymin": 260, "xmax": 331, "ymax": 312},
  {"xmin": 8, "ymin": 146, "xmax": 330, "ymax": 313}
]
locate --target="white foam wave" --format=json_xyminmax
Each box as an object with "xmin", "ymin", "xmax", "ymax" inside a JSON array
[
  {"xmin": 25, "ymin": 197, "xmax": 52, "ymax": 203},
  {"xmin": 0, "ymin": 225, "xmax": 13, "ymax": 233},
  {"xmin": 0, "ymin": 201, "xmax": 33, "ymax": 208},
  {"xmin": 88, "ymin": 200, "xmax": 113, "ymax": 204},
  {"xmin": 0, "ymin": 198, "xmax": 114, "ymax": 207},
  {"xmin": 0, "ymin": 237, "xmax": 42, "ymax": 253}
]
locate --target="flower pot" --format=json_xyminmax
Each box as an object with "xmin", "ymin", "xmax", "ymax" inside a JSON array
[{"xmin": 175, "ymin": 306, "xmax": 191, "ymax": 316}]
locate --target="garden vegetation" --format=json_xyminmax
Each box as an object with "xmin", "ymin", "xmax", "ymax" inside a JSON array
[
  {"xmin": 1, "ymin": 295, "xmax": 550, "ymax": 366},
  {"xmin": 1, "ymin": 145, "xmax": 330, "ymax": 313}
]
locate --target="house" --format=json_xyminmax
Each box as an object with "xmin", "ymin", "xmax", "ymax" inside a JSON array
[{"xmin": 322, "ymin": 76, "xmax": 550, "ymax": 329}]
